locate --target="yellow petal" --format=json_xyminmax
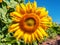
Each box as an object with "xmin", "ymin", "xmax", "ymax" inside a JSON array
[
  {"xmin": 36, "ymin": 9, "xmax": 41, "ymax": 15},
  {"xmin": 26, "ymin": 1, "xmax": 32, "ymax": 13},
  {"xmin": 32, "ymin": 1, "xmax": 37, "ymax": 9},
  {"xmin": 9, "ymin": 23, "xmax": 19, "ymax": 29},
  {"xmin": 47, "ymin": 22, "xmax": 52, "ymax": 27},
  {"xmin": 36, "ymin": 29, "xmax": 43, "ymax": 39},
  {"xmin": 14, "ymin": 30, "xmax": 20, "ymax": 37},
  {"xmin": 28, "ymin": 34, "xmax": 32, "ymax": 43},
  {"xmin": 34, "ymin": 32, "xmax": 40, "ymax": 41},
  {"xmin": 40, "ymin": 11, "xmax": 48, "ymax": 18},
  {"xmin": 24, "ymin": 33, "xmax": 28, "ymax": 43},
  {"xmin": 16, "ymin": 4, "xmax": 20, "ymax": 13},
  {"xmin": 32, "ymin": 1, "xmax": 37, "ymax": 12},
  {"xmin": 41, "ymin": 22, "xmax": 50, "ymax": 24},
  {"xmin": 39, "ymin": 27, "xmax": 48, "ymax": 37},
  {"xmin": 20, "ymin": 3, "xmax": 26, "ymax": 12},
  {"xmin": 17, "ymin": 31, "xmax": 23, "ymax": 40},
  {"xmin": 41, "ymin": 22, "xmax": 52, "ymax": 26},
  {"xmin": 40, "ymin": 7, "xmax": 46, "ymax": 11},
  {"xmin": 41, "ymin": 17, "xmax": 49, "ymax": 22},
  {"xmin": 8, "ymin": 26, "xmax": 19, "ymax": 32},
  {"xmin": 12, "ymin": 17, "xmax": 20, "ymax": 22},
  {"xmin": 32, "ymin": 33, "xmax": 35, "ymax": 41},
  {"xmin": 40, "ymin": 23, "xmax": 48, "ymax": 30},
  {"xmin": 48, "ymin": 16, "xmax": 52, "ymax": 21},
  {"xmin": 10, "ymin": 12, "xmax": 22, "ymax": 18}
]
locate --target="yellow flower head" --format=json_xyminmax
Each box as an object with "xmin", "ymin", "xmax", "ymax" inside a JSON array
[{"xmin": 8, "ymin": 1, "xmax": 52, "ymax": 43}]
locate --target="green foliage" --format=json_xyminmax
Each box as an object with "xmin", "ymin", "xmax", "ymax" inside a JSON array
[
  {"xmin": 3, "ymin": 0, "xmax": 18, "ymax": 8},
  {"xmin": 46, "ymin": 22, "xmax": 60, "ymax": 39},
  {"xmin": 15, "ymin": 0, "xmax": 24, "ymax": 3},
  {"xmin": 33, "ymin": 41, "xmax": 38, "ymax": 45},
  {"xmin": 0, "ymin": 0, "xmax": 25, "ymax": 45},
  {"xmin": 0, "ymin": 6, "xmax": 12, "ymax": 24},
  {"xmin": 52, "ymin": 23, "xmax": 60, "ymax": 34},
  {"xmin": 46, "ymin": 28, "xmax": 57, "ymax": 39}
]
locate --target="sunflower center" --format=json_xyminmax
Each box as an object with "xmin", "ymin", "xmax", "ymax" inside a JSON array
[
  {"xmin": 19, "ymin": 13, "xmax": 40, "ymax": 33},
  {"xmin": 25, "ymin": 18, "xmax": 35, "ymax": 26}
]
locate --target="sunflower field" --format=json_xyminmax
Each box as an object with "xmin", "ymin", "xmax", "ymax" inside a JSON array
[{"xmin": 0, "ymin": 0, "xmax": 60, "ymax": 45}]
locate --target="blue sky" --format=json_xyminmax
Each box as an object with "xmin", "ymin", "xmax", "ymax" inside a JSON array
[{"xmin": 25, "ymin": 0, "xmax": 60, "ymax": 24}]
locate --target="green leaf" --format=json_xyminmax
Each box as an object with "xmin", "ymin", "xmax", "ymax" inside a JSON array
[
  {"xmin": 15, "ymin": 0, "xmax": 24, "ymax": 3},
  {"xmin": 10, "ymin": 0, "xmax": 17, "ymax": 8},
  {"xmin": 7, "ymin": 44, "xmax": 11, "ymax": 45},
  {"xmin": 0, "ymin": 43, "xmax": 3, "ymax": 45},
  {"xmin": 17, "ymin": 41, "xmax": 21, "ymax": 45},
  {"xmin": 33, "ymin": 41, "xmax": 38, "ymax": 45},
  {"xmin": 0, "ymin": 35, "xmax": 4, "ymax": 39}
]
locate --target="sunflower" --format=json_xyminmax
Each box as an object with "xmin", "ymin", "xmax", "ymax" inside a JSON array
[{"xmin": 8, "ymin": 1, "xmax": 52, "ymax": 43}]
